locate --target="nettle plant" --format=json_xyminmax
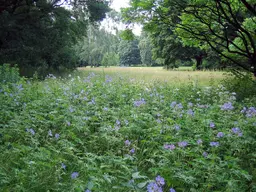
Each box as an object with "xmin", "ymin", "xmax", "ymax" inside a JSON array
[{"xmin": 0, "ymin": 72, "xmax": 255, "ymax": 191}]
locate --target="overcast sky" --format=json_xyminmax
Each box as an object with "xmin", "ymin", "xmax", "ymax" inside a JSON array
[
  {"xmin": 110, "ymin": 0, "xmax": 129, "ymax": 12},
  {"xmin": 100, "ymin": 0, "xmax": 141, "ymax": 35}
]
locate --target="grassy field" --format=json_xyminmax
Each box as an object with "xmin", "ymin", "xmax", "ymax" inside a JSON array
[
  {"xmin": 1, "ymin": 68, "xmax": 255, "ymax": 192},
  {"xmin": 78, "ymin": 67, "xmax": 225, "ymax": 86}
]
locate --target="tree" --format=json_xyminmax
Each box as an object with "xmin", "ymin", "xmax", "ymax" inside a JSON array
[
  {"xmin": 118, "ymin": 39, "xmax": 141, "ymax": 66},
  {"xmin": 0, "ymin": 0, "xmax": 110, "ymax": 76},
  {"xmin": 122, "ymin": 0, "xmax": 256, "ymax": 75},
  {"xmin": 176, "ymin": 0, "xmax": 256, "ymax": 76},
  {"xmin": 139, "ymin": 32, "xmax": 155, "ymax": 66}
]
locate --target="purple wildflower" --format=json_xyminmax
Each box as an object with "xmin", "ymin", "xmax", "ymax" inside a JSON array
[
  {"xmin": 246, "ymin": 107, "xmax": 256, "ymax": 118},
  {"xmin": 71, "ymin": 172, "xmax": 79, "ymax": 179},
  {"xmin": 197, "ymin": 139, "xmax": 202, "ymax": 145},
  {"xmin": 170, "ymin": 101, "xmax": 177, "ymax": 108},
  {"xmin": 84, "ymin": 190, "xmax": 91, "ymax": 192},
  {"xmin": 155, "ymin": 175, "xmax": 165, "ymax": 186},
  {"xmin": 156, "ymin": 119, "xmax": 161, "ymax": 124},
  {"xmin": 174, "ymin": 125, "xmax": 180, "ymax": 131},
  {"xmin": 27, "ymin": 128, "xmax": 35, "ymax": 135},
  {"xmin": 103, "ymin": 107, "xmax": 108, "ymax": 111},
  {"xmin": 178, "ymin": 141, "xmax": 188, "ymax": 148},
  {"xmin": 69, "ymin": 107, "xmax": 74, "ymax": 113},
  {"xmin": 124, "ymin": 119, "xmax": 129, "ymax": 125},
  {"xmin": 170, "ymin": 188, "xmax": 176, "ymax": 192},
  {"xmin": 203, "ymin": 151, "xmax": 208, "ymax": 157},
  {"xmin": 217, "ymin": 132, "xmax": 224, "ymax": 138},
  {"xmin": 188, "ymin": 102, "xmax": 193, "ymax": 108},
  {"xmin": 134, "ymin": 98, "xmax": 146, "ymax": 107},
  {"xmin": 231, "ymin": 127, "xmax": 242, "ymax": 136},
  {"xmin": 48, "ymin": 130, "xmax": 53, "ymax": 137},
  {"xmin": 67, "ymin": 121, "xmax": 71, "ymax": 126},
  {"xmin": 187, "ymin": 109, "xmax": 194, "ymax": 116},
  {"xmin": 125, "ymin": 140, "xmax": 131, "ymax": 146},
  {"xmin": 147, "ymin": 182, "xmax": 163, "ymax": 192},
  {"xmin": 210, "ymin": 142, "xmax": 219, "ymax": 147},
  {"xmin": 176, "ymin": 103, "xmax": 183, "ymax": 109},
  {"xmin": 164, "ymin": 144, "xmax": 176, "ymax": 150},
  {"xmin": 61, "ymin": 163, "xmax": 66, "ymax": 169},
  {"xmin": 55, "ymin": 133, "xmax": 60, "ymax": 139},
  {"xmin": 130, "ymin": 148, "xmax": 135, "ymax": 154},
  {"xmin": 210, "ymin": 122, "xmax": 215, "ymax": 128},
  {"xmin": 116, "ymin": 120, "xmax": 121, "ymax": 125},
  {"xmin": 221, "ymin": 102, "xmax": 234, "ymax": 110}
]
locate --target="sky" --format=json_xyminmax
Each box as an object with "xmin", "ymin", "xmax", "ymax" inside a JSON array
[{"xmin": 101, "ymin": 0, "xmax": 142, "ymax": 36}]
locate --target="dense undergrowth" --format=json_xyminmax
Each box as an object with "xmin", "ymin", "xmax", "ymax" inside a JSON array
[{"xmin": 0, "ymin": 71, "xmax": 256, "ymax": 192}]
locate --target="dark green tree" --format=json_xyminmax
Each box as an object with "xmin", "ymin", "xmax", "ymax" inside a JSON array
[{"xmin": 0, "ymin": 0, "xmax": 110, "ymax": 76}]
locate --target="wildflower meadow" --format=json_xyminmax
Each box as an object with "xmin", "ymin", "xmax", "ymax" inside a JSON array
[{"xmin": 0, "ymin": 72, "xmax": 256, "ymax": 191}]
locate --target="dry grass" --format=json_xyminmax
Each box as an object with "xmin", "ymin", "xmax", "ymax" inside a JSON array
[{"xmin": 78, "ymin": 67, "xmax": 225, "ymax": 86}]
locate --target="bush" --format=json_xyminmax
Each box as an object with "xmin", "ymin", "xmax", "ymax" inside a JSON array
[{"xmin": 0, "ymin": 64, "xmax": 20, "ymax": 85}]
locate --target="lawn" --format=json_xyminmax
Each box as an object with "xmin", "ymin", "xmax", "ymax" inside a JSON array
[
  {"xmin": 78, "ymin": 67, "xmax": 224, "ymax": 86},
  {"xmin": 0, "ymin": 70, "xmax": 255, "ymax": 192}
]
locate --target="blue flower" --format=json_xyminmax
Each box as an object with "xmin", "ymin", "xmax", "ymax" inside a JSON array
[
  {"xmin": 71, "ymin": 172, "xmax": 79, "ymax": 179},
  {"xmin": 178, "ymin": 141, "xmax": 188, "ymax": 148},
  {"xmin": 130, "ymin": 148, "xmax": 135, "ymax": 154},
  {"xmin": 134, "ymin": 99, "xmax": 146, "ymax": 107},
  {"xmin": 210, "ymin": 142, "xmax": 219, "ymax": 147},
  {"xmin": 187, "ymin": 109, "xmax": 194, "ymax": 116},
  {"xmin": 217, "ymin": 132, "xmax": 224, "ymax": 138},
  {"xmin": 61, "ymin": 163, "xmax": 66, "ymax": 169},
  {"xmin": 125, "ymin": 140, "xmax": 131, "ymax": 146},
  {"xmin": 27, "ymin": 128, "xmax": 35, "ymax": 135},
  {"xmin": 170, "ymin": 188, "xmax": 176, "ymax": 192},
  {"xmin": 55, "ymin": 133, "xmax": 60, "ymax": 139},
  {"xmin": 84, "ymin": 189, "xmax": 91, "ymax": 192},
  {"xmin": 164, "ymin": 144, "xmax": 176, "ymax": 150},
  {"xmin": 203, "ymin": 151, "xmax": 208, "ymax": 157},
  {"xmin": 170, "ymin": 101, "xmax": 177, "ymax": 108},
  {"xmin": 210, "ymin": 122, "xmax": 215, "ymax": 128},
  {"xmin": 48, "ymin": 130, "xmax": 53, "ymax": 137},
  {"xmin": 147, "ymin": 182, "xmax": 163, "ymax": 192},
  {"xmin": 221, "ymin": 102, "xmax": 234, "ymax": 110},
  {"xmin": 174, "ymin": 125, "xmax": 180, "ymax": 131},
  {"xmin": 155, "ymin": 175, "xmax": 165, "ymax": 186},
  {"xmin": 197, "ymin": 139, "xmax": 202, "ymax": 145}
]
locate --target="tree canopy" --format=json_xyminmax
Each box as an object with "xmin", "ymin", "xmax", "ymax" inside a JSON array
[{"xmin": 122, "ymin": 0, "xmax": 256, "ymax": 75}]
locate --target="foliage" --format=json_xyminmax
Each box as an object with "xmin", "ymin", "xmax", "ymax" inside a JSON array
[
  {"xmin": 0, "ymin": 64, "xmax": 20, "ymax": 86},
  {"xmin": 139, "ymin": 32, "xmax": 155, "ymax": 66},
  {"xmin": 119, "ymin": 39, "xmax": 141, "ymax": 66},
  {"xmin": 0, "ymin": 0, "xmax": 110, "ymax": 76},
  {"xmin": 0, "ymin": 71, "xmax": 256, "ymax": 191},
  {"xmin": 75, "ymin": 25, "xmax": 120, "ymax": 67}
]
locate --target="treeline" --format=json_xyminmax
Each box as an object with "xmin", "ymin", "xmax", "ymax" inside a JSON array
[
  {"xmin": 122, "ymin": 0, "xmax": 256, "ymax": 75},
  {"xmin": 0, "ymin": 0, "xmax": 110, "ymax": 77}
]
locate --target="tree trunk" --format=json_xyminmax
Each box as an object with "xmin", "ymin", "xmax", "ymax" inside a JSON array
[{"xmin": 195, "ymin": 55, "xmax": 203, "ymax": 70}]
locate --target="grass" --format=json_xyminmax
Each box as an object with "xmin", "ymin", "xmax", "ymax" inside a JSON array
[
  {"xmin": 0, "ymin": 68, "xmax": 255, "ymax": 192},
  {"xmin": 78, "ymin": 67, "xmax": 224, "ymax": 86}
]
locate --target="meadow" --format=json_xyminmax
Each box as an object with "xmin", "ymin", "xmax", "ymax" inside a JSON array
[
  {"xmin": 79, "ymin": 67, "xmax": 224, "ymax": 86},
  {"xmin": 0, "ymin": 68, "xmax": 256, "ymax": 192}
]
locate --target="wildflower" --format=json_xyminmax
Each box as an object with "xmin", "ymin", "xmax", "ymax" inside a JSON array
[
  {"xmin": 178, "ymin": 141, "xmax": 188, "ymax": 148},
  {"xmin": 125, "ymin": 140, "xmax": 131, "ymax": 146},
  {"xmin": 69, "ymin": 107, "xmax": 74, "ymax": 113},
  {"xmin": 55, "ymin": 133, "xmax": 60, "ymax": 139},
  {"xmin": 164, "ymin": 144, "xmax": 176, "ymax": 150},
  {"xmin": 156, "ymin": 119, "xmax": 161, "ymax": 124},
  {"xmin": 147, "ymin": 182, "xmax": 162, "ymax": 192},
  {"xmin": 231, "ymin": 127, "xmax": 242, "ymax": 136},
  {"xmin": 176, "ymin": 103, "xmax": 183, "ymax": 109},
  {"xmin": 67, "ymin": 121, "xmax": 71, "ymax": 126},
  {"xmin": 84, "ymin": 189, "xmax": 91, "ymax": 192},
  {"xmin": 221, "ymin": 102, "xmax": 234, "ymax": 110},
  {"xmin": 134, "ymin": 98, "xmax": 146, "ymax": 107},
  {"xmin": 188, "ymin": 102, "xmax": 193, "ymax": 108},
  {"xmin": 217, "ymin": 132, "xmax": 224, "ymax": 138},
  {"xmin": 27, "ymin": 128, "xmax": 35, "ymax": 135},
  {"xmin": 246, "ymin": 107, "xmax": 256, "ymax": 118},
  {"xmin": 210, "ymin": 122, "xmax": 215, "ymax": 128},
  {"xmin": 71, "ymin": 172, "xmax": 79, "ymax": 179},
  {"xmin": 210, "ymin": 142, "xmax": 219, "ymax": 147},
  {"xmin": 103, "ymin": 107, "xmax": 108, "ymax": 111},
  {"xmin": 130, "ymin": 148, "xmax": 135, "ymax": 154},
  {"xmin": 48, "ymin": 130, "xmax": 53, "ymax": 137},
  {"xmin": 203, "ymin": 151, "xmax": 208, "ymax": 157},
  {"xmin": 116, "ymin": 120, "xmax": 121, "ymax": 125},
  {"xmin": 241, "ymin": 107, "xmax": 247, "ymax": 113},
  {"xmin": 170, "ymin": 101, "xmax": 177, "ymax": 108},
  {"xmin": 174, "ymin": 125, "xmax": 180, "ymax": 131},
  {"xmin": 197, "ymin": 139, "xmax": 202, "ymax": 145},
  {"xmin": 124, "ymin": 119, "xmax": 129, "ymax": 125},
  {"xmin": 155, "ymin": 175, "xmax": 165, "ymax": 186},
  {"xmin": 187, "ymin": 109, "xmax": 194, "ymax": 116},
  {"xmin": 170, "ymin": 188, "xmax": 176, "ymax": 192},
  {"xmin": 61, "ymin": 163, "xmax": 66, "ymax": 169}
]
